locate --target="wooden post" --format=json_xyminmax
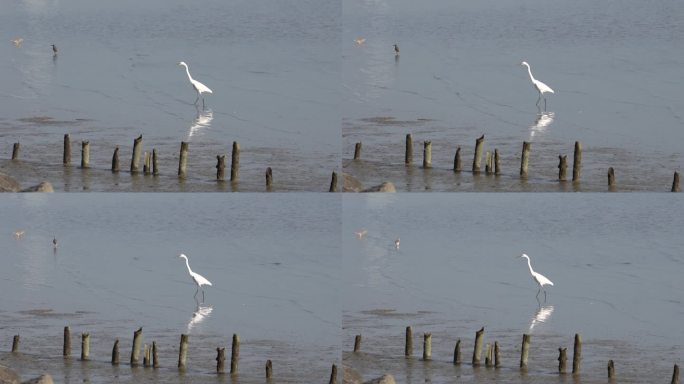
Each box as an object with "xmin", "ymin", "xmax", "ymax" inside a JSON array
[
  {"xmin": 672, "ymin": 172, "xmax": 680, "ymax": 192},
  {"xmin": 178, "ymin": 141, "xmax": 188, "ymax": 178},
  {"xmin": 112, "ymin": 147, "xmax": 120, "ymax": 172},
  {"xmin": 81, "ymin": 333, "xmax": 90, "ymax": 361},
  {"xmin": 131, "ymin": 135, "xmax": 142, "ymax": 173},
  {"xmin": 81, "ymin": 141, "xmax": 90, "ymax": 168},
  {"xmin": 405, "ymin": 326, "xmax": 412, "ymax": 357},
  {"xmin": 558, "ymin": 155, "xmax": 567, "ymax": 181},
  {"xmin": 485, "ymin": 151, "xmax": 492, "ymax": 174},
  {"xmin": 572, "ymin": 333, "xmax": 582, "ymax": 374},
  {"xmin": 520, "ymin": 141, "xmax": 531, "ymax": 178},
  {"xmin": 265, "ymin": 360, "xmax": 273, "ymax": 379},
  {"xmin": 112, "ymin": 339, "xmax": 120, "ymax": 365},
  {"xmin": 608, "ymin": 167, "xmax": 615, "ymax": 189},
  {"xmin": 353, "ymin": 335, "xmax": 361, "ymax": 352},
  {"xmin": 472, "ymin": 327, "xmax": 484, "ymax": 366},
  {"xmin": 216, "ymin": 155, "xmax": 225, "ymax": 181},
  {"xmin": 423, "ymin": 141, "xmax": 432, "ymax": 168},
  {"xmin": 405, "ymin": 134, "xmax": 413, "ymax": 165},
  {"xmin": 230, "ymin": 141, "xmax": 240, "ymax": 182},
  {"xmin": 423, "ymin": 333, "xmax": 431, "ymax": 360},
  {"xmin": 485, "ymin": 343, "xmax": 492, "ymax": 367},
  {"xmin": 63, "ymin": 326, "xmax": 71, "ymax": 358},
  {"xmin": 178, "ymin": 334, "xmax": 189, "ymax": 369},
  {"xmin": 494, "ymin": 341, "xmax": 500, "ymax": 368},
  {"xmin": 672, "ymin": 364, "xmax": 680, "ymax": 384},
  {"xmin": 131, "ymin": 327, "xmax": 142, "ymax": 366},
  {"xmin": 216, "ymin": 347, "xmax": 225, "ymax": 374},
  {"xmin": 143, "ymin": 344, "xmax": 150, "ymax": 367},
  {"xmin": 63, "ymin": 134, "xmax": 71, "ymax": 165},
  {"xmin": 329, "ymin": 171, "xmax": 337, "ymax": 192},
  {"xmin": 494, "ymin": 149, "xmax": 501, "ymax": 175},
  {"xmin": 11, "ymin": 143, "xmax": 20, "ymax": 160},
  {"xmin": 472, "ymin": 135, "xmax": 485, "ymax": 173},
  {"xmin": 152, "ymin": 148, "xmax": 158, "ymax": 175},
  {"xmin": 520, "ymin": 334, "xmax": 531, "ymax": 369},
  {"xmin": 558, "ymin": 347, "xmax": 567, "ymax": 374},
  {"xmin": 266, "ymin": 167, "xmax": 273, "ymax": 189},
  {"xmin": 453, "ymin": 146, "xmax": 462, "ymax": 172},
  {"xmin": 453, "ymin": 339, "xmax": 461, "ymax": 364},
  {"xmin": 608, "ymin": 359, "xmax": 615, "ymax": 379},
  {"xmin": 230, "ymin": 334, "xmax": 240, "ymax": 374},
  {"xmin": 329, "ymin": 364, "xmax": 337, "ymax": 384},
  {"xmin": 353, "ymin": 142, "xmax": 362, "ymax": 160},
  {"xmin": 11, "ymin": 335, "xmax": 19, "ymax": 352},
  {"xmin": 143, "ymin": 152, "xmax": 150, "ymax": 175},
  {"xmin": 572, "ymin": 141, "xmax": 582, "ymax": 182},
  {"xmin": 152, "ymin": 341, "xmax": 158, "ymax": 368}
]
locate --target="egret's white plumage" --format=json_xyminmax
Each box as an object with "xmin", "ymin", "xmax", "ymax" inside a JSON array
[
  {"xmin": 178, "ymin": 61, "xmax": 213, "ymax": 108},
  {"xmin": 179, "ymin": 253, "xmax": 212, "ymax": 301},
  {"xmin": 519, "ymin": 253, "xmax": 553, "ymax": 301},
  {"xmin": 521, "ymin": 61, "xmax": 554, "ymax": 110}
]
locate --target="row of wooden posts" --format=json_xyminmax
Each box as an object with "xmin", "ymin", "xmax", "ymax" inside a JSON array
[
  {"xmin": 352, "ymin": 327, "xmax": 680, "ymax": 383},
  {"xmin": 8, "ymin": 327, "xmax": 338, "ymax": 383},
  {"xmin": 351, "ymin": 134, "xmax": 681, "ymax": 192},
  {"xmin": 8, "ymin": 135, "xmax": 340, "ymax": 192}
]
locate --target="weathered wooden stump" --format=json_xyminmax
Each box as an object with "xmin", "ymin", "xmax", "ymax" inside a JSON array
[
  {"xmin": 423, "ymin": 141, "xmax": 432, "ymax": 168},
  {"xmin": 572, "ymin": 333, "xmax": 582, "ymax": 374},
  {"xmin": 11, "ymin": 143, "xmax": 20, "ymax": 160},
  {"xmin": 423, "ymin": 333, "xmax": 432, "ymax": 360},
  {"xmin": 112, "ymin": 147, "xmax": 120, "ymax": 172},
  {"xmin": 112, "ymin": 339, "xmax": 120, "ymax": 365},
  {"xmin": 231, "ymin": 141, "xmax": 240, "ymax": 182},
  {"xmin": 453, "ymin": 339, "xmax": 461, "ymax": 364},
  {"xmin": 143, "ymin": 344, "xmax": 150, "ymax": 367},
  {"xmin": 131, "ymin": 327, "xmax": 142, "ymax": 366},
  {"xmin": 485, "ymin": 151, "xmax": 492, "ymax": 174},
  {"xmin": 672, "ymin": 172, "xmax": 680, "ymax": 192},
  {"xmin": 572, "ymin": 141, "xmax": 582, "ymax": 183},
  {"xmin": 266, "ymin": 167, "xmax": 273, "ymax": 189},
  {"xmin": 11, "ymin": 335, "xmax": 19, "ymax": 352},
  {"xmin": 216, "ymin": 155, "xmax": 225, "ymax": 181},
  {"xmin": 230, "ymin": 334, "xmax": 240, "ymax": 374},
  {"xmin": 608, "ymin": 359, "xmax": 615, "ymax": 379},
  {"xmin": 485, "ymin": 343, "xmax": 492, "ymax": 367},
  {"xmin": 520, "ymin": 141, "xmax": 531, "ymax": 178},
  {"xmin": 608, "ymin": 167, "xmax": 615, "ymax": 189},
  {"xmin": 81, "ymin": 333, "xmax": 90, "ymax": 361},
  {"xmin": 405, "ymin": 326, "xmax": 413, "ymax": 357},
  {"xmin": 472, "ymin": 135, "xmax": 485, "ymax": 173},
  {"xmin": 131, "ymin": 135, "xmax": 143, "ymax": 173},
  {"xmin": 520, "ymin": 334, "xmax": 531, "ymax": 368},
  {"xmin": 63, "ymin": 134, "xmax": 71, "ymax": 165},
  {"xmin": 405, "ymin": 134, "xmax": 413, "ymax": 165},
  {"xmin": 152, "ymin": 341, "xmax": 158, "ymax": 368},
  {"xmin": 453, "ymin": 146, "xmax": 462, "ymax": 172},
  {"xmin": 152, "ymin": 148, "xmax": 158, "ymax": 175},
  {"xmin": 265, "ymin": 359, "xmax": 273, "ymax": 379},
  {"xmin": 494, "ymin": 149, "xmax": 501, "ymax": 175},
  {"xmin": 178, "ymin": 334, "xmax": 189, "ymax": 369},
  {"xmin": 216, "ymin": 347, "xmax": 225, "ymax": 374},
  {"xmin": 558, "ymin": 347, "xmax": 567, "ymax": 374},
  {"xmin": 558, "ymin": 155, "xmax": 567, "ymax": 181},
  {"xmin": 329, "ymin": 364, "xmax": 337, "ymax": 384},
  {"xmin": 63, "ymin": 326, "xmax": 71, "ymax": 358},
  {"xmin": 178, "ymin": 141, "xmax": 189, "ymax": 178},
  {"xmin": 353, "ymin": 335, "xmax": 362, "ymax": 352},
  {"xmin": 143, "ymin": 152, "xmax": 150, "ymax": 175},
  {"xmin": 473, "ymin": 327, "xmax": 484, "ymax": 366},
  {"xmin": 329, "ymin": 171, "xmax": 338, "ymax": 192},
  {"xmin": 672, "ymin": 364, "xmax": 680, "ymax": 384},
  {"xmin": 354, "ymin": 142, "xmax": 362, "ymax": 160},
  {"xmin": 80, "ymin": 141, "xmax": 90, "ymax": 168},
  {"xmin": 494, "ymin": 341, "xmax": 500, "ymax": 368}
]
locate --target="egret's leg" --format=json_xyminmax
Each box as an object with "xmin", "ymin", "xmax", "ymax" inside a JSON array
[
  {"xmin": 202, "ymin": 290, "xmax": 205, "ymax": 302},
  {"xmin": 536, "ymin": 287, "xmax": 541, "ymax": 298},
  {"xmin": 194, "ymin": 95, "xmax": 200, "ymax": 105},
  {"xmin": 536, "ymin": 94, "xmax": 541, "ymax": 106},
  {"xmin": 194, "ymin": 286, "xmax": 199, "ymax": 297},
  {"xmin": 543, "ymin": 98, "xmax": 547, "ymax": 111},
  {"xmin": 543, "ymin": 289, "xmax": 547, "ymax": 302}
]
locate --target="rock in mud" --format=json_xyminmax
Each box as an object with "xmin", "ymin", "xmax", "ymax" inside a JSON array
[
  {"xmin": 0, "ymin": 173, "xmax": 21, "ymax": 192},
  {"xmin": 363, "ymin": 374, "xmax": 396, "ymax": 384},
  {"xmin": 21, "ymin": 374, "xmax": 53, "ymax": 384},
  {"xmin": 362, "ymin": 182, "xmax": 396, "ymax": 193}
]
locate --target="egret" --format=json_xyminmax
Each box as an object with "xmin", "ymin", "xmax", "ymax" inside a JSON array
[
  {"xmin": 354, "ymin": 37, "xmax": 366, "ymax": 45},
  {"xmin": 178, "ymin": 253, "xmax": 212, "ymax": 301},
  {"xmin": 394, "ymin": 238, "xmax": 400, "ymax": 250},
  {"xmin": 14, "ymin": 230, "xmax": 25, "ymax": 239},
  {"xmin": 393, "ymin": 44, "xmax": 400, "ymax": 55},
  {"xmin": 518, "ymin": 253, "xmax": 553, "ymax": 301},
  {"xmin": 11, "ymin": 38, "xmax": 23, "ymax": 47},
  {"xmin": 52, "ymin": 236, "xmax": 58, "ymax": 248},
  {"xmin": 51, "ymin": 44, "xmax": 58, "ymax": 55},
  {"xmin": 520, "ymin": 61, "xmax": 554, "ymax": 111},
  {"xmin": 178, "ymin": 61, "xmax": 213, "ymax": 108}
]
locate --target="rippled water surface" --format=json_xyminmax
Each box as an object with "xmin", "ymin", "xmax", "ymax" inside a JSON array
[
  {"xmin": 0, "ymin": 194, "xmax": 341, "ymax": 383},
  {"xmin": 343, "ymin": 0, "xmax": 684, "ymax": 191},
  {"xmin": 0, "ymin": 0, "xmax": 340, "ymax": 191},
  {"xmin": 343, "ymin": 194, "xmax": 684, "ymax": 383}
]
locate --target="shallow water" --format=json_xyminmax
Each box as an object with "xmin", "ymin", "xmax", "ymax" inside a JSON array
[
  {"xmin": 343, "ymin": 0, "xmax": 684, "ymax": 191},
  {"xmin": 342, "ymin": 194, "xmax": 684, "ymax": 383},
  {"xmin": 0, "ymin": 0, "xmax": 340, "ymax": 191},
  {"xmin": 0, "ymin": 194, "xmax": 341, "ymax": 383}
]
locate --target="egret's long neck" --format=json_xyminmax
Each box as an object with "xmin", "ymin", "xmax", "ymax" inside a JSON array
[
  {"xmin": 525, "ymin": 65, "xmax": 535, "ymax": 82},
  {"xmin": 183, "ymin": 258, "xmax": 193, "ymax": 274},
  {"xmin": 525, "ymin": 257, "xmax": 535, "ymax": 275},
  {"xmin": 183, "ymin": 65, "xmax": 194, "ymax": 82}
]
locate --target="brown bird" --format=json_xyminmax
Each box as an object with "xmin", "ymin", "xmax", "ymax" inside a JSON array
[{"xmin": 51, "ymin": 44, "xmax": 58, "ymax": 55}]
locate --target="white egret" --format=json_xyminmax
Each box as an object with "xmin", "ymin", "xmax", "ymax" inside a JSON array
[
  {"xmin": 520, "ymin": 61, "xmax": 554, "ymax": 111},
  {"xmin": 394, "ymin": 237, "xmax": 400, "ymax": 250},
  {"xmin": 393, "ymin": 44, "xmax": 400, "ymax": 55},
  {"xmin": 11, "ymin": 38, "xmax": 23, "ymax": 47},
  {"xmin": 518, "ymin": 253, "xmax": 553, "ymax": 301},
  {"xmin": 178, "ymin": 61, "xmax": 213, "ymax": 108},
  {"xmin": 14, "ymin": 230, "xmax": 25, "ymax": 239},
  {"xmin": 354, "ymin": 37, "xmax": 366, "ymax": 45},
  {"xmin": 178, "ymin": 253, "xmax": 212, "ymax": 301}
]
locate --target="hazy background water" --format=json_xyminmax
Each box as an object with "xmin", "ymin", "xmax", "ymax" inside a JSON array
[
  {"xmin": 343, "ymin": 194, "xmax": 684, "ymax": 383},
  {"xmin": 0, "ymin": 0, "xmax": 340, "ymax": 191},
  {"xmin": 343, "ymin": 0, "xmax": 684, "ymax": 191},
  {"xmin": 0, "ymin": 194, "xmax": 340, "ymax": 383}
]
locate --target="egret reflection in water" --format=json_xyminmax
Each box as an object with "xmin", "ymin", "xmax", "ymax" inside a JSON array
[
  {"xmin": 528, "ymin": 305, "xmax": 554, "ymax": 332},
  {"xmin": 187, "ymin": 107, "xmax": 213, "ymax": 139},
  {"xmin": 187, "ymin": 300, "xmax": 213, "ymax": 333},
  {"xmin": 529, "ymin": 111, "xmax": 554, "ymax": 139}
]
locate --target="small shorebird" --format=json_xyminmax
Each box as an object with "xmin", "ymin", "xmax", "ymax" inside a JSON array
[
  {"xmin": 393, "ymin": 44, "xmax": 400, "ymax": 55},
  {"xmin": 394, "ymin": 238, "xmax": 400, "ymax": 250},
  {"xmin": 11, "ymin": 38, "xmax": 23, "ymax": 47},
  {"xmin": 53, "ymin": 236, "xmax": 58, "ymax": 248},
  {"xmin": 354, "ymin": 37, "xmax": 366, "ymax": 45},
  {"xmin": 51, "ymin": 44, "xmax": 58, "ymax": 55},
  {"xmin": 14, "ymin": 230, "xmax": 25, "ymax": 239},
  {"xmin": 354, "ymin": 229, "xmax": 368, "ymax": 239}
]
